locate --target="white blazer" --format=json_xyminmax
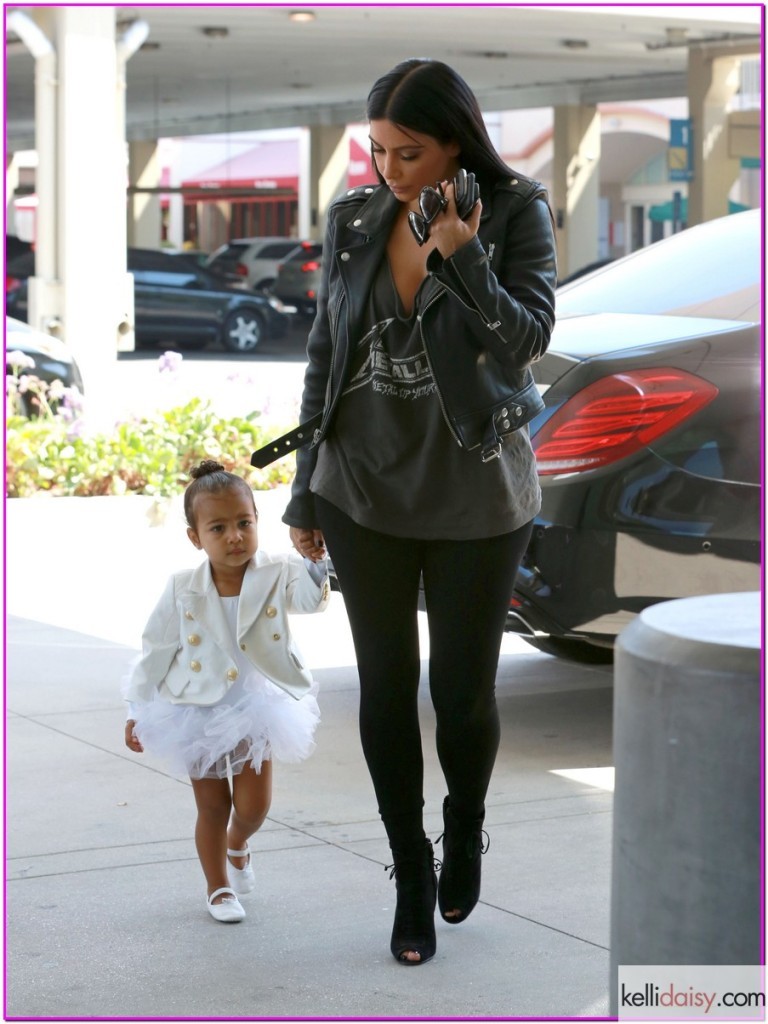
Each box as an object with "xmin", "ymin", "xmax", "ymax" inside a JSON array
[{"xmin": 124, "ymin": 550, "xmax": 330, "ymax": 706}]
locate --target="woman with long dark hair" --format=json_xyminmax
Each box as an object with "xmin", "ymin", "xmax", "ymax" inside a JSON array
[{"xmin": 284, "ymin": 58, "xmax": 557, "ymax": 964}]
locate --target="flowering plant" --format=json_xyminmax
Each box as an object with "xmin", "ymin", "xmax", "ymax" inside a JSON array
[
  {"xmin": 6, "ymin": 350, "xmax": 85, "ymax": 421},
  {"xmin": 6, "ymin": 353, "xmax": 296, "ymax": 498}
]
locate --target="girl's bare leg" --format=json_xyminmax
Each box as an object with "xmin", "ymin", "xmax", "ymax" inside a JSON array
[
  {"xmin": 190, "ymin": 775, "xmax": 232, "ymax": 902},
  {"xmin": 227, "ymin": 759, "xmax": 272, "ymax": 868}
]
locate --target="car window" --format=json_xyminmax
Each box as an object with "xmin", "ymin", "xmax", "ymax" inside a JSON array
[
  {"xmin": 257, "ymin": 242, "xmax": 301, "ymax": 259},
  {"xmin": 556, "ymin": 210, "xmax": 760, "ymax": 322},
  {"xmin": 132, "ymin": 269, "xmax": 199, "ymax": 288},
  {"xmin": 209, "ymin": 244, "xmax": 249, "ymax": 263},
  {"xmin": 128, "ymin": 250, "xmax": 186, "ymax": 272},
  {"xmin": 285, "ymin": 243, "xmax": 322, "ymax": 263}
]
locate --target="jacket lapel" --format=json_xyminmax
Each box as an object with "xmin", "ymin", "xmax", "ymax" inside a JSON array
[
  {"xmin": 185, "ymin": 560, "xmax": 234, "ymax": 650},
  {"xmin": 337, "ymin": 187, "xmax": 397, "ymax": 337},
  {"xmin": 236, "ymin": 556, "xmax": 283, "ymax": 638}
]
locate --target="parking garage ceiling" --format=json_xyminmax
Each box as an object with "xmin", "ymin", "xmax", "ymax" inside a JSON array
[{"xmin": 4, "ymin": 4, "xmax": 762, "ymax": 150}]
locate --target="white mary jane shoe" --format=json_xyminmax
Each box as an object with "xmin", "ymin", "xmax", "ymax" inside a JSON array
[
  {"xmin": 227, "ymin": 844, "xmax": 256, "ymax": 895},
  {"xmin": 206, "ymin": 886, "xmax": 245, "ymax": 923}
]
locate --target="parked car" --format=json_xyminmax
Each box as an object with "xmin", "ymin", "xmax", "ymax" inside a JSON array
[
  {"xmin": 163, "ymin": 247, "xmax": 210, "ymax": 267},
  {"xmin": 6, "ymin": 315, "xmax": 84, "ymax": 416},
  {"xmin": 5, "ymin": 248, "xmax": 34, "ymax": 297},
  {"xmin": 6, "ymin": 234, "xmax": 33, "ymax": 262},
  {"xmin": 205, "ymin": 237, "xmax": 310, "ymax": 292},
  {"xmin": 128, "ymin": 248, "xmax": 296, "ymax": 352},
  {"xmin": 5, "ymin": 248, "xmax": 295, "ymax": 354},
  {"xmin": 508, "ymin": 209, "xmax": 761, "ymax": 663},
  {"xmin": 272, "ymin": 241, "xmax": 323, "ymax": 317},
  {"xmin": 557, "ymin": 257, "xmax": 614, "ymax": 287}
]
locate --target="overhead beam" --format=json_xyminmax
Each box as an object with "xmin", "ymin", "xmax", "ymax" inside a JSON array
[{"xmin": 86, "ymin": 73, "xmax": 691, "ymax": 146}]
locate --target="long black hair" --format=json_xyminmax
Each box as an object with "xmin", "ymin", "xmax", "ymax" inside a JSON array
[{"xmin": 366, "ymin": 58, "xmax": 514, "ymax": 193}]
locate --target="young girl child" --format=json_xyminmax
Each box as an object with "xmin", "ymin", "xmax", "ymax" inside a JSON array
[{"xmin": 124, "ymin": 460, "xmax": 329, "ymax": 923}]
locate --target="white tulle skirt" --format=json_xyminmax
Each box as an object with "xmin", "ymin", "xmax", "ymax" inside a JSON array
[{"xmin": 132, "ymin": 673, "xmax": 320, "ymax": 780}]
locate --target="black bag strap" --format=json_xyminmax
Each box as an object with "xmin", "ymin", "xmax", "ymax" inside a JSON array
[{"xmin": 250, "ymin": 412, "xmax": 323, "ymax": 468}]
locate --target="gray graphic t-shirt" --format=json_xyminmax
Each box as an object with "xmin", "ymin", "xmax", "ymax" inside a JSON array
[{"xmin": 311, "ymin": 257, "xmax": 535, "ymax": 539}]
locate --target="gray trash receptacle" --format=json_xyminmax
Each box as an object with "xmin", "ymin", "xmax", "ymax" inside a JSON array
[{"xmin": 609, "ymin": 592, "xmax": 762, "ymax": 1012}]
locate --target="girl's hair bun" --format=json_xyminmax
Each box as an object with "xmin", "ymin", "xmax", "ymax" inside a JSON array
[{"xmin": 190, "ymin": 460, "xmax": 226, "ymax": 480}]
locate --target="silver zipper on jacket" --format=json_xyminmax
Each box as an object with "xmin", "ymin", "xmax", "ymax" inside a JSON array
[
  {"xmin": 449, "ymin": 257, "xmax": 511, "ymax": 343},
  {"xmin": 418, "ymin": 292, "xmax": 463, "ymax": 447}
]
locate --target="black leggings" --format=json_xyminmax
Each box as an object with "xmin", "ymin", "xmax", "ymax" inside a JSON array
[{"xmin": 315, "ymin": 494, "xmax": 533, "ymax": 849}]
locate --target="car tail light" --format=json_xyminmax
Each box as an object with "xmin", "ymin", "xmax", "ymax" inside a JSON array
[
  {"xmin": 533, "ymin": 368, "xmax": 719, "ymax": 475},
  {"xmin": 235, "ymin": 263, "xmax": 248, "ymax": 277},
  {"xmin": 301, "ymin": 261, "xmax": 320, "ymax": 273}
]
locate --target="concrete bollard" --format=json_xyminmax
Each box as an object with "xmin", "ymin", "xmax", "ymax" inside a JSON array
[{"xmin": 609, "ymin": 592, "xmax": 762, "ymax": 1012}]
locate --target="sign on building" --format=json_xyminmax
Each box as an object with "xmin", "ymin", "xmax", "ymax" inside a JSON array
[{"xmin": 668, "ymin": 119, "xmax": 693, "ymax": 182}]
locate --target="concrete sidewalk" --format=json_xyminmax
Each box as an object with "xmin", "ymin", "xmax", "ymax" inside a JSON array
[{"xmin": 6, "ymin": 493, "xmax": 614, "ymax": 1019}]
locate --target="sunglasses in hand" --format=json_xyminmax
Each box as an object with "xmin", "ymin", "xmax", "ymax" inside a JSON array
[
  {"xmin": 407, "ymin": 184, "xmax": 448, "ymax": 246},
  {"xmin": 407, "ymin": 169, "xmax": 480, "ymax": 246}
]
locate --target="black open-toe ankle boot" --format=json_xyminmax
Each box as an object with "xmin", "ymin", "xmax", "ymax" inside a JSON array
[
  {"xmin": 437, "ymin": 797, "xmax": 489, "ymax": 924},
  {"xmin": 386, "ymin": 838, "xmax": 438, "ymax": 965}
]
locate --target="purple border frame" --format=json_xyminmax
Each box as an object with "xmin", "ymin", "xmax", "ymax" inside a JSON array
[{"xmin": 3, "ymin": 4, "xmax": 765, "ymax": 1019}]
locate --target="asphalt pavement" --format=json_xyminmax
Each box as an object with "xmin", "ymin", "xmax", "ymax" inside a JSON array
[{"xmin": 6, "ymin": 489, "xmax": 614, "ymax": 1020}]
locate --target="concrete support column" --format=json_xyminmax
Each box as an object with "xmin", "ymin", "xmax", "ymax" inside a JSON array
[
  {"xmin": 127, "ymin": 140, "xmax": 162, "ymax": 249},
  {"xmin": 165, "ymin": 138, "xmax": 185, "ymax": 250},
  {"xmin": 302, "ymin": 124, "xmax": 347, "ymax": 239},
  {"xmin": 11, "ymin": 8, "xmax": 61, "ymax": 335},
  {"xmin": 609, "ymin": 592, "xmax": 761, "ymax": 1013},
  {"xmin": 552, "ymin": 104, "xmax": 600, "ymax": 280},
  {"xmin": 687, "ymin": 47, "xmax": 742, "ymax": 227},
  {"xmin": 54, "ymin": 6, "xmax": 134, "ymax": 386}
]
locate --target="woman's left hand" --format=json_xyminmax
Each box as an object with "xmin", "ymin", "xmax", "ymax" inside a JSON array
[
  {"xmin": 428, "ymin": 180, "xmax": 482, "ymax": 259},
  {"xmin": 290, "ymin": 526, "xmax": 327, "ymax": 562}
]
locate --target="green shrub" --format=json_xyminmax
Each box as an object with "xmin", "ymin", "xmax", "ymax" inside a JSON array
[{"xmin": 5, "ymin": 357, "xmax": 296, "ymax": 498}]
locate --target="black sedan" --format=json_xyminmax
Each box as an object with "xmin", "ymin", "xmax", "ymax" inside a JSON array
[
  {"xmin": 510, "ymin": 209, "xmax": 761, "ymax": 663},
  {"xmin": 5, "ymin": 248, "xmax": 295, "ymax": 354}
]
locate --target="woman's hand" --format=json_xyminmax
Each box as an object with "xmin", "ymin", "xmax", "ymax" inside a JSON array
[
  {"xmin": 125, "ymin": 720, "xmax": 143, "ymax": 753},
  {"xmin": 428, "ymin": 179, "xmax": 482, "ymax": 259},
  {"xmin": 290, "ymin": 526, "xmax": 327, "ymax": 563}
]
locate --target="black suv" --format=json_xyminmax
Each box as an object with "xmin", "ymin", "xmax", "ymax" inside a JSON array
[{"xmin": 6, "ymin": 248, "xmax": 295, "ymax": 354}]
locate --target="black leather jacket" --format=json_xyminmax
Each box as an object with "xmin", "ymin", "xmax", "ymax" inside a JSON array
[{"xmin": 283, "ymin": 174, "xmax": 557, "ymax": 529}]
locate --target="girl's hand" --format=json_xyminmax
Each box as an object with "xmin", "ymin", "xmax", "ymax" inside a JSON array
[
  {"xmin": 290, "ymin": 526, "xmax": 327, "ymax": 563},
  {"xmin": 428, "ymin": 180, "xmax": 482, "ymax": 259},
  {"xmin": 125, "ymin": 720, "xmax": 143, "ymax": 753}
]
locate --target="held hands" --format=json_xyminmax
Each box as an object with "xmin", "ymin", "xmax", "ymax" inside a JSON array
[
  {"xmin": 125, "ymin": 720, "xmax": 143, "ymax": 753},
  {"xmin": 290, "ymin": 526, "xmax": 327, "ymax": 563}
]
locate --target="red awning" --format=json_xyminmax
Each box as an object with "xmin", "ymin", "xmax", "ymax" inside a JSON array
[
  {"xmin": 182, "ymin": 139, "xmax": 300, "ymax": 194},
  {"xmin": 176, "ymin": 136, "xmax": 374, "ymax": 199},
  {"xmin": 347, "ymin": 138, "xmax": 375, "ymax": 188}
]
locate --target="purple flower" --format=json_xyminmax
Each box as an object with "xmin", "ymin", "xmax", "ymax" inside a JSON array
[
  {"xmin": 56, "ymin": 385, "xmax": 84, "ymax": 422},
  {"xmin": 158, "ymin": 351, "xmax": 183, "ymax": 375},
  {"xmin": 6, "ymin": 351, "xmax": 36, "ymax": 373},
  {"xmin": 48, "ymin": 379, "xmax": 66, "ymax": 403},
  {"xmin": 66, "ymin": 417, "xmax": 86, "ymax": 440}
]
